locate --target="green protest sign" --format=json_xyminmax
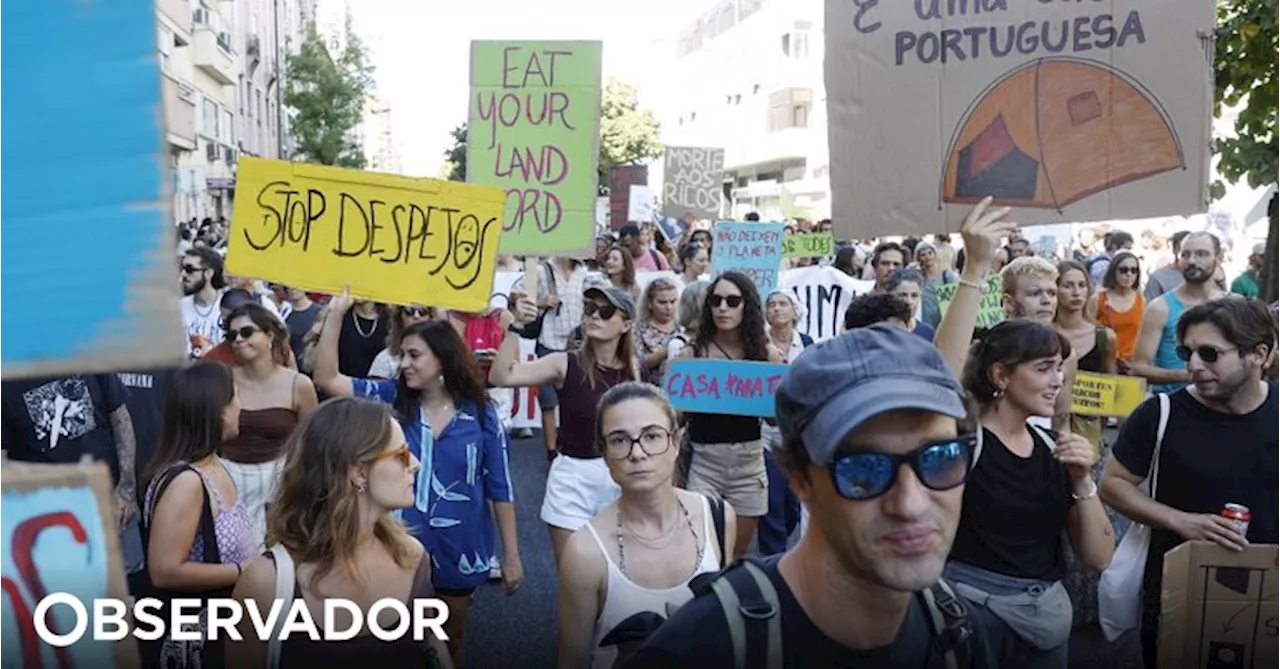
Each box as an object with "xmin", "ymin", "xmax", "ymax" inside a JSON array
[
  {"xmin": 782, "ymin": 232, "xmax": 834, "ymax": 258},
  {"xmin": 936, "ymin": 275, "xmax": 1006, "ymax": 329},
  {"xmin": 468, "ymin": 41, "xmax": 602, "ymax": 256}
]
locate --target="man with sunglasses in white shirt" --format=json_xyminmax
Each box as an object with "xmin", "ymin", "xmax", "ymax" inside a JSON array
[{"xmin": 624, "ymin": 325, "xmax": 1002, "ymax": 668}]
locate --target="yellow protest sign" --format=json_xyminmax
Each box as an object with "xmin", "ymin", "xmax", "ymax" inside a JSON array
[
  {"xmin": 782, "ymin": 232, "xmax": 835, "ymax": 258},
  {"xmin": 227, "ymin": 158, "xmax": 504, "ymax": 311},
  {"xmin": 1070, "ymin": 372, "xmax": 1147, "ymax": 417}
]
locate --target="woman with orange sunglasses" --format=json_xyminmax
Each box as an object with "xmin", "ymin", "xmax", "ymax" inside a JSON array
[{"xmin": 229, "ymin": 397, "xmax": 453, "ymax": 668}]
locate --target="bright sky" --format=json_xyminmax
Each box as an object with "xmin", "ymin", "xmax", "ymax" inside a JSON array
[{"xmin": 352, "ymin": 0, "xmax": 694, "ymax": 177}]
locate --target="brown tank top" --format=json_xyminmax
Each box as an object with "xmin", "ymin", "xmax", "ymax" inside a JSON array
[
  {"xmin": 557, "ymin": 352, "xmax": 632, "ymax": 459},
  {"xmin": 221, "ymin": 408, "xmax": 298, "ymax": 463},
  {"xmin": 271, "ymin": 553, "xmax": 437, "ymax": 668}
]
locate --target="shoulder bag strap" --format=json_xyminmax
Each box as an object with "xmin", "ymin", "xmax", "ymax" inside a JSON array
[
  {"xmin": 921, "ymin": 580, "xmax": 974, "ymax": 669},
  {"xmin": 1148, "ymin": 393, "xmax": 1170, "ymax": 497},
  {"xmin": 267, "ymin": 545, "xmax": 296, "ymax": 669},
  {"xmin": 710, "ymin": 497, "xmax": 727, "ymax": 567}
]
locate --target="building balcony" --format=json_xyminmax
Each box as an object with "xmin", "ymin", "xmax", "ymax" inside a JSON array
[
  {"xmin": 163, "ymin": 73, "xmax": 198, "ymax": 150},
  {"xmin": 193, "ymin": 28, "xmax": 236, "ymax": 84},
  {"xmin": 156, "ymin": 0, "xmax": 191, "ymax": 42}
]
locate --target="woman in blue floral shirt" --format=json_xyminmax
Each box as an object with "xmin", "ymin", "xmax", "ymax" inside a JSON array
[{"xmin": 314, "ymin": 292, "xmax": 522, "ymax": 668}]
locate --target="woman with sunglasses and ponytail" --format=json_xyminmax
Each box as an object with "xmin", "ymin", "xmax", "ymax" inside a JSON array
[
  {"xmin": 228, "ymin": 397, "xmax": 454, "ymax": 669},
  {"xmin": 494, "ymin": 284, "xmax": 641, "ymax": 567},
  {"xmin": 676, "ymin": 272, "xmax": 783, "ymax": 561},
  {"xmin": 314, "ymin": 292, "xmax": 522, "ymax": 668},
  {"xmin": 947, "ymin": 320, "xmax": 1116, "ymax": 668},
  {"xmin": 221, "ymin": 302, "xmax": 318, "ymax": 552}
]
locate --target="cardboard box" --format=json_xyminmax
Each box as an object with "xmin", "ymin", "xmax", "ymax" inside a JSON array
[{"xmin": 1160, "ymin": 541, "xmax": 1279, "ymax": 669}]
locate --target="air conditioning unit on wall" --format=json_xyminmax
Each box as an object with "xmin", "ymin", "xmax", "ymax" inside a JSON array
[{"xmin": 206, "ymin": 142, "xmax": 220, "ymax": 161}]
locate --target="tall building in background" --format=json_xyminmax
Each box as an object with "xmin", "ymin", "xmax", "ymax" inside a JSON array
[
  {"xmin": 364, "ymin": 95, "xmax": 404, "ymax": 174},
  {"xmin": 235, "ymin": 0, "xmax": 288, "ymax": 162},
  {"xmin": 653, "ymin": 0, "xmax": 830, "ymax": 221}
]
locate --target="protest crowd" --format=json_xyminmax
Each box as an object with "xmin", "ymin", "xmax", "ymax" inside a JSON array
[{"xmin": 3, "ymin": 191, "xmax": 1275, "ymax": 669}]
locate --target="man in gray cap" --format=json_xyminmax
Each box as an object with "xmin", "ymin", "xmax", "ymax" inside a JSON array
[{"xmin": 624, "ymin": 325, "xmax": 1000, "ymax": 669}]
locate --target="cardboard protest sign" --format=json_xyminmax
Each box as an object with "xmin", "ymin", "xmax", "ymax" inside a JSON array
[
  {"xmin": 227, "ymin": 157, "xmax": 504, "ymax": 312},
  {"xmin": 1070, "ymin": 371, "xmax": 1146, "ymax": 417},
  {"xmin": 779, "ymin": 265, "xmax": 875, "ymax": 341},
  {"xmin": 628, "ymin": 185, "xmax": 657, "ymax": 223},
  {"xmin": 2, "ymin": 0, "xmax": 183, "ymax": 378},
  {"xmin": 2, "ymin": 461, "xmax": 139, "ymax": 669},
  {"xmin": 936, "ymin": 276, "xmax": 1007, "ymax": 329},
  {"xmin": 663, "ymin": 147, "xmax": 725, "ymax": 220},
  {"xmin": 468, "ymin": 41, "xmax": 602, "ymax": 255},
  {"xmin": 825, "ymin": 0, "xmax": 1214, "ymax": 239},
  {"xmin": 783, "ymin": 232, "xmax": 835, "ymax": 258},
  {"xmin": 710, "ymin": 222, "xmax": 785, "ymax": 300},
  {"xmin": 609, "ymin": 165, "xmax": 648, "ymax": 231},
  {"xmin": 1159, "ymin": 542, "xmax": 1278, "ymax": 669},
  {"xmin": 665, "ymin": 359, "xmax": 788, "ymax": 418}
]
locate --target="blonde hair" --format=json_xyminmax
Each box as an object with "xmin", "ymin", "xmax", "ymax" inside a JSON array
[
  {"xmin": 639, "ymin": 278, "xmax": 680, "ymax": 326},
  {"xmin": 1001, "ymin": 256, "xmax": 1059, "ymax": 296},
  {"xmin": 266, "ymin": 397, "xmax": 417, "ymax": 590}
]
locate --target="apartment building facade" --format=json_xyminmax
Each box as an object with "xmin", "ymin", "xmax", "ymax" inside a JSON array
[
  {"xmin": 157, "ymin": 0, "xmax": 308, "ymax": 225},
  {"xmin": 655, "ymin": 0, "xmax": 830, "ymax": 222}
]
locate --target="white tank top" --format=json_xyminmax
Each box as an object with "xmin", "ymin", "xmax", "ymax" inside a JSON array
[{"xmin": 585, "ymin": 493, "xmax": 721, "ymax": 669}]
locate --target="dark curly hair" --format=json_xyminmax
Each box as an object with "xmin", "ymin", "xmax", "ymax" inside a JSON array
[
  {"xmin": 393, "ymin": 320, "xmax": 491, "ymax": 428},
  {"xmin": 695, "ymin": 271, "xmax": 769, "ymax": 361}
]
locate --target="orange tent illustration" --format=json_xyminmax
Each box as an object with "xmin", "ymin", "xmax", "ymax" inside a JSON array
[{"xmin": 941, "ymin": 57, "xmax": 1184, "ymax": 211}]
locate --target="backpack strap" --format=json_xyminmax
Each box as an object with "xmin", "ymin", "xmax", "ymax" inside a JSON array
[
  {"xmin": 920, "ymin": 579, "xmax": 974, "ymax": 669},
  {"xmin": 267, "ymin": 545, "xmax": 296, "ymax": 669},
  {"xmin": 708, "ymin": 558, "xmax": 783, "ymax": 669}
]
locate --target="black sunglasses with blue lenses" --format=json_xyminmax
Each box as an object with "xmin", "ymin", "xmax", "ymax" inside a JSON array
[{"xmin": 828, "ymin": 436, "xmax": 976, "ymax": 501}]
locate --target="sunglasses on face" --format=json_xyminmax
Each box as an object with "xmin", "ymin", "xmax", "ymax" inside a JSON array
[
  {"xmin": 401, "ymin": 307, "xmax": 430, "ymax": 318},
  {"xmin": 373, "ymin": 444, "xmax": 413, "ymax": 468},
  {"xmin": 224, "ymin": 326, "xmax": 262, "ymax": 341},
  {"xmin": 709, "ymin": 294, "xmax": 744, "ymax": 308},
  {"xmin": 181, "ymin": 264, "xmax": 205, "ymax": 274},
  {"xmin": 1175, "ymin": 345, "xmax": 1238, "ymax": 363},
  {"xmin": 1116, "ymin": 266, "xmax": 1139, "ymax": 275},
  {"xmin": 828, "ymin": 436, "xmax": 975, "ymax": 501},
  {"xmin": 583, "ymin": 300, "xmax": 619, "ymax": 320}
]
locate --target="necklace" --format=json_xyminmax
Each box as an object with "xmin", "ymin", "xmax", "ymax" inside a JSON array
[
  {"xmin": 616, "ymin": 498, "xmax": 702, "ymax": 579},
  {"xmin": 352, "ymin": 311, "xmax": 379, "ymax": 338},
  {"xmin": 769, "ymin": 330, "xmax": 792, "ymax": 354},
  {"xmin": 192, "ymin": 295, "xmax": 216, "ymax": 319}
]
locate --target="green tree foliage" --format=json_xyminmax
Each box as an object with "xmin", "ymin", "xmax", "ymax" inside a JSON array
[
  {"xmin": 441, "ymin": 124, "xmax": 467, "ymax": 181},
  {"xmin": 284, "ymin": 19, "xmax": 373, "ymax": 168},
  {"xmin": 1211, "ymin": 0, "xmax": 1278, "ymax": 302},
  {"xmin": 598, "ymin": 78, "xmax": 663, "ymax": 193},
  {"xmin": 1210, "ymin": 0, "xmax": 1278, "ymax": 198}
]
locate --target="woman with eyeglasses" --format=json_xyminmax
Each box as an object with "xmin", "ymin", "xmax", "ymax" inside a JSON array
[
  {"xmin": 1088, "ymin": 251, "xmax": 1145, "ymax": 372},
  {"xmin": 494, "ymin": 285, "xmax": 641, "ymax": 567},
  {"xmin": 220, "ymin": 302, "xmax": 318, "ymax": 552},
  {"xmin": 947, "ymin": 320, "xmax": 1116, "ymax": 668},
  {"xmin": 370, "ymin": 305, "xmax": 437, "ymax": 380},
  {"xmin": 228, "ymin": 397, "xmax": 454, "ymax": 669},
  {"xmin": 677, "ymin": 271, "xmax": 784, "ymax": 561},
  {"xmin": 557, "ymin": 382, "xmax": 733, "ymax": 669},
  {"xmin": 314, "ymin": 295, "xmax": 521, "ymax": 668}
]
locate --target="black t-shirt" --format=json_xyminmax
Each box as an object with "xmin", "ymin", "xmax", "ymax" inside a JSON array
[
  {"xmin": 950, "ymin": 426, "xmax": 1074, "ymax": 581},
  {"xmin": 1, "ymin": 374, "xmax": 129, "ymax": 484},
  {"xmin": 622, "ymin": 559, "xmax": 1000, "ymax": 669},
  {"xmin": 338, "ymin": 310, "xmax": 390, "ymax": 377},
  {"xmin": 285, "ymin": 303, "xmax": 323, "ymax": 361},
  {"xmin": 1112, "ymin": 385, "xmax": 1279, "ymax": 609},
  {"xmin": 114, "ymin": 369, "xmax": 176, "ymax": 492}
]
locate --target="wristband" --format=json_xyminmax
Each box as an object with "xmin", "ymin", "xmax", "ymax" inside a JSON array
[
  {"xmin": 957, "ymin": 278, "xmax": 986, "ymax": 291},
  {"xmin": 234, "ymin": 562, "xmax": 243, "ymax": 578},
  {"xmin": 1071, "ymin": 480, "xmax": 1098, "ymax": 501}
]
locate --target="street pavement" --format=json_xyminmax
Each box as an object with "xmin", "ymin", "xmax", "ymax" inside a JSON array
[{"xmin": 463, "ymin": 433, "xmax": 1146, "ymax": 668}]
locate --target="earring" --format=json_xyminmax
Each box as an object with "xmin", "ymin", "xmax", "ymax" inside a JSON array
[
  {"xmin": 993, "ymin": 387, "xmax": 1005, "ymax": 400},
  {"xmin": 354, "ymin": 482, "xmax": 367, "ymax": 494}
]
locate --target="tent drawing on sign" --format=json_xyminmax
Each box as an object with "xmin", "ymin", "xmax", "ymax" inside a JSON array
[{"xmin": 940, "ymin": 57, "xmax": 1184, "ymax": 212}]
